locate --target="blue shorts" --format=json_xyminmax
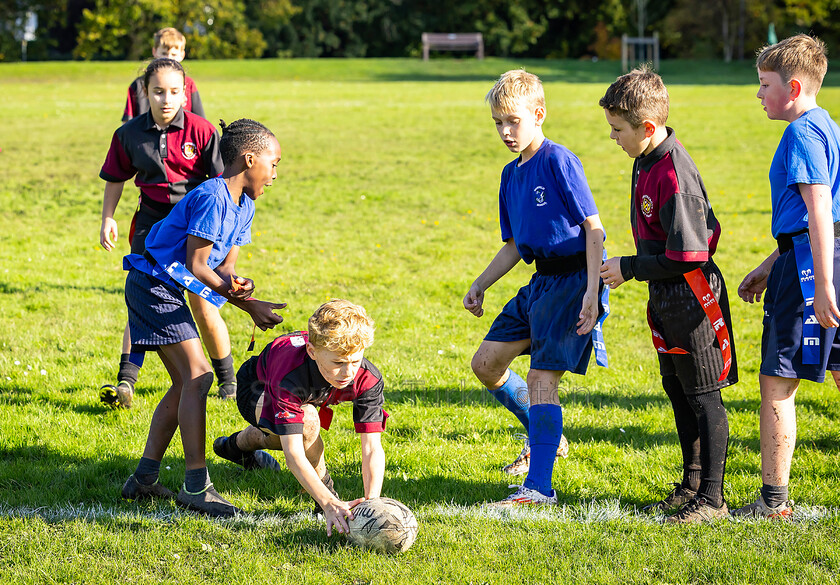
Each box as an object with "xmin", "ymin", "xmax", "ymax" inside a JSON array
[
  {"xmin": 125, "ymin": 269, "xmax": 199, "ymax": 351},
  {"xmin": 760, "ymin": 240, "xmax": 840, "ymax": 383},
  {"xmin": 485, "ymin": 270, "xmax": 597, "ymax": 373}
]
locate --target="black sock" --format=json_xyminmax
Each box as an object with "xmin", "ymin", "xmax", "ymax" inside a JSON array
[
  {"xmin": 118, "ymin": 354, "xmax": 141, "ymax": 387},
  {"xmin": 687, "ymin": 390, "xmax": 729, "ymax": 508},
  {"xmin": 222, "ymin": 431, "xmax": 250, "ymax": 462},
  {"xmin": 662, "ymin": 375, "xmax": 702, "ymax": 492},
  {"xmin": 761, "ymin": 483, "xmax": 789, "ymax": 509},
  {"xmin": 211, "ymin": 354, "xmax": 236, "ymax": 388},
  {"xmin": 134, "ymin": 457, "xmax": 160, "ymax": 486},
  {"xmin": 185, "ymin": 467, "xmax": 211, "ymax": 493}
]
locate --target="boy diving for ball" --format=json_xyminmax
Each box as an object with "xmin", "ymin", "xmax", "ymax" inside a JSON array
[{"xmin": 213, "ymin": 300, "xmax": 387, "ymax": 535}]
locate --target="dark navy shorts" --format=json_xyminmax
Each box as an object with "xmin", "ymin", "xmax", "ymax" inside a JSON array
[
  {"xmin": 124, "ymin": 268, "xmax": 199, "ymax": 351},
  {"xmin": 484, "ymin": 269, "xmax": 597, "ymax": 373},
  {"xmin": 760, "ymin": 240, "xmax": 840, "ymax": 383},
  {"xmin": 648, "ymin": 260, "xmax": 738, "ymax": 394}
]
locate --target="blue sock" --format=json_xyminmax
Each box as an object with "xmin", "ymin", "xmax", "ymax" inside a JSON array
[
  {"xmin": 487, "ymin": 369, "xmax": 530, "ymax": 431},
  {"xmin": 523, "ymin": 404, "xmax": 563, "ymax": 497},
  {"xmin": 134, "ymin": 457, "xmax": 160, "ymax": 485},
  {"xmin": 184, "ymin": 467, "xmax": 211, "ymax": 493}
]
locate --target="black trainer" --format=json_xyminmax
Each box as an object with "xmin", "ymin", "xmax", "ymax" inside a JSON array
[
  {"xmin": 121, "ymin": 475, "xmax": 175, "ymax": 501},
  {"xmin": 213, "ymin": 436, "xmax": 281, "ymax": 471},
  {"xmin": 642, "ymin": 483, "xmax": 697, "ymax": 513},
  {"xmin": 176, "ymin": 484, "xmax": 241, "ymax": 518},
  {"xmin": 218, "ymin": 382, "xmax": 237, "ymax": 400}
]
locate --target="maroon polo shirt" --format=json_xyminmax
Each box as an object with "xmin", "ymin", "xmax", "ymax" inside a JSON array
[
  {"xmin": 255, "ymin": 332, "xmax": 388, "ymax": 436},
  {"xmin": 100, "ymin": 109, "xmax": 223, "ymax": 207},
  {"xmin": 620, "ymin": 128, "xmax": 722, "ymax": 281}
]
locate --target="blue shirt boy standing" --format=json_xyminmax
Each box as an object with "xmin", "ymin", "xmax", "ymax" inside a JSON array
[
  {"xmin": 735, "ymin": 35, "xmax": 840, "ymax": 519},
  {"xmin": 463, "ymin": 70, "xmax": 606, "ymax": 506}
]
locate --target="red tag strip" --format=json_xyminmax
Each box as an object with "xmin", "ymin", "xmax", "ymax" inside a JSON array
[{"xmin": 647, "ymin": 268, "xmax": 732, "ymax": 382}]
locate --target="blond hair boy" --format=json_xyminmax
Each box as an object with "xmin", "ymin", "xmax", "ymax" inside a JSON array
[
  {"xmin": 122, "ymin": 27, "xmax": 205, "ymax": 122},
  {"xmin": 735, "ymin": 34, "xmax": 840, "ymax": 518},
  {"xmin": 214, "ymin": 300, "xmax": 387, "ymax": 535},
  {"xmin": 600, "ymin": 68, "xmax": 738, "ymax": 523},
  {"xmin": 464, "ymin": 69, "xmax": 606, "ymax": 506}
]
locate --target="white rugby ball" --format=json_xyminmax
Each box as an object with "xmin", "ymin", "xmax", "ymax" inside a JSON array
[{"xmin": 346, "ymin": 497, "xmax": 419, "ymax": 553}]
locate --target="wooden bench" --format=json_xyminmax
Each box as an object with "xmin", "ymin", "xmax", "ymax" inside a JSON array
[{"xmin": 422, "ymin": 33, "xmax": 484, "ymax": 61}]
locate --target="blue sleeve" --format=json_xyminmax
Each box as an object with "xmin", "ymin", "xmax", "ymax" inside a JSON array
[
  {"xmin": 498, "ymin": 167, "xmax": 513, "ymax": 242},
  {"xmin": 551, "ymin": 151, "xmax": 598, "ymax": 225},
  {"xmin": 787, "ymin": 123, "xmax": 831, "ymax": 188},
  {"xmin": 185, "ymin": 191, "xmax": 225, "ymax": 243}
]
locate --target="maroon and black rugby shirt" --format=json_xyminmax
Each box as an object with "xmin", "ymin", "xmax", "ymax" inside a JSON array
[
  {"xmin": 100, "ymin": 109, "xmax": 223, "ymax": 210},
  {"xmin": 122, "ymin": 75, "xmax": 204, "ymax": 122},
  {"xmin": 620, "ymin": 128, "xmax": 723, "ymax": 282},
  {"xmin": 254, "ymin": 332, "xmax": 388, "ymax": 436}
]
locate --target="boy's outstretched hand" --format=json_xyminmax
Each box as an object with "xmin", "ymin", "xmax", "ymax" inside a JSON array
[
  {"xmin": 599, "ymin": 257, "xmax": 626, "ymax": 289},
  {"xmin": 463, "ymin": 284, "xmax": 485, "ymax": 317},
  {"xmin": 738, "ymin": 265, "xmax": 770, "ymax": 303},
  {"xmin": 324, "ymin": 497, "xmax": 366, "ymax": 537},
  {"xmin": 244, "ymin": 299, "xmax": 286, "ymax": 330}
]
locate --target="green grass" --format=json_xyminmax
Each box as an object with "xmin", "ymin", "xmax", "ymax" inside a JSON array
[{"xmin": 2, "ymin": 57, "xmax": 840, "ymax": 584}]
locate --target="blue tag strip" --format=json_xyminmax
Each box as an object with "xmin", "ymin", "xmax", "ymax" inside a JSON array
[
  {"xmin": 792, "ymin": 233, "xmax": 819, "ymax": 365},
  {"xmin": 164, "ymin": 261, "xmax": 227, "ymax": 309},
  {"xmin": 593, "ymin": 284, "xmax": 610, "ymax": 368}
]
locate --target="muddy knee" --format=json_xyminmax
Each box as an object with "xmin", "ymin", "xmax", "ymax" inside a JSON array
[{"xmin": 195, "ymin": 370, "xmax": 215, "ymax": 398}]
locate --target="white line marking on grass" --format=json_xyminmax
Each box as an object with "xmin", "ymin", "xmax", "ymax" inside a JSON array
[
  {"xmin": 422, "ymin": 500, "xmax": 840, "ymax": 524},
  {"xmin": 0, "ymin": 501, "xmax": 837, "ymax": 526}
]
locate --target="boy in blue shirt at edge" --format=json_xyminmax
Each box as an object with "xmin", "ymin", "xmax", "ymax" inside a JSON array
[
  {"xmin": 735, "ymin": 34, "xmax": 840, "ymax": 518},
  {"xmin": 464, "ymin": 70, "xmax": 606, "ymax": 506}
]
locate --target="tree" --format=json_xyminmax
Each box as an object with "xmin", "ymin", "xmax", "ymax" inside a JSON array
[
  {"xmin": 0, "ymin": 0, "xmax": 68, "ymax": 61},
  {"xmin": 74, "ymin": 0, "xmax": 268, "ymax": 60}
]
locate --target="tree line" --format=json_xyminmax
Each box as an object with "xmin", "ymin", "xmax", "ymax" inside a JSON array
[{"xmin": 2, "ymin": 0, "xmax": 840, "ymax": 62}]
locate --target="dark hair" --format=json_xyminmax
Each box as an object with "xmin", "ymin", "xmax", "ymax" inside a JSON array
[
  {"xmin": 218, "ymin": 118, "xmax": 277, "ymax": 166},
  {"xmin": 142, "ymin": 58, "xmax": 185, "ymax": 89}
]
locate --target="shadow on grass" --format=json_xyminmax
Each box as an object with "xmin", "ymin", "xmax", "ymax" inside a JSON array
[
  {"xmin": 367, "ymin": 58, "xmax": 840, "ymax": 87},
  {"xmin": 0, "ymin": 280, "xmax": 123, "ymax": 296}
]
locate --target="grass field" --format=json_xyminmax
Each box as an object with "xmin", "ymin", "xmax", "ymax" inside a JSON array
[{"xmin": 1, "ymin": 57, "xmax": 840, "ymax": 584}]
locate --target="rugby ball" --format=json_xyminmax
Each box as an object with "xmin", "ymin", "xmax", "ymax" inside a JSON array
[{"xmin": 346, "ymin": 497, "xmax": 418, "ymax": 553}]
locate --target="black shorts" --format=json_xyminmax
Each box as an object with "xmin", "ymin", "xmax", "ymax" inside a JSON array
[
  {"xmin": 648, "ymin": 260, "xmax": 738, "ymax": 394},
  {"xmin": 235, "ymin": 356, "xmax": 264, "ymax": 428},
  {"xmin": 130, "ymin": 203, "xmax": 175, "ymax": 255}
]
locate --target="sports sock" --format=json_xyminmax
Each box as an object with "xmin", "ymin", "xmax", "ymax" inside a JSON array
[
  {"xmin": 522, "ymin": 403, "xmax": 563, "ymax": 497},
  {"xmin": 118, "ymin": 353, "xmax": 143, "ymax": 387},
  {"xmin": 134, "ymin": 457, "xmax": 161, "ymax": 486},
  {"xmin": 687, "ymin": 390, "xmax": 729, "ymax": 508},
  {"xmin": 211, "ymin": 354, "xmax": 236, "ymax": 388},
  {"xmin": 662, "ymin": 375, "xmax": 702, "ymax": 492},
  {"xmin": 220, "ymin": 431, "xmax": 251, "ymax": 463},
  {"xmin": 487, "ymin": 369, "xmax": 530, "ymax": 431},
  {"xmin": 761, "ymin": 484, "xmax": 789, "ymax": 509},
  {"xmin": 184, "ymin": 467, "xmax": 211, "ymax": 493}
]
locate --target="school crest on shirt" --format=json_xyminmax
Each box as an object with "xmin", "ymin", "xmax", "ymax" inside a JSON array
[
  {"xmin": 534, "ymin": 185, "xmax": 547, "ymax": 207},
  {"xmin": 641, "ymin": 194, "xmax": 654, "ymax": 218},
  {"xmin": 182, "ymin": 142, "xmax": 197, "ymax": 160}
]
